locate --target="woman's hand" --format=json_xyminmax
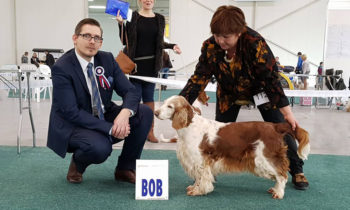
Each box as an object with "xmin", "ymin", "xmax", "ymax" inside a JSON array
[
  {"xmin": 116, "ymin": 10, "xmax": 124, "ymax": 25},
  {"xmin": 284, "ymin": 112, "xmax": 298, "ymax": 130},
  {"xmin": 173, "ymin": 45, "xmax": 182, "ymax": 54},
  {"xmin": 279, "ymin": 106, "xmax": 298, "ymax": 130}
]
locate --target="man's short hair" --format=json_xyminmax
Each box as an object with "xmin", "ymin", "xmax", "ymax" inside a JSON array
[
  {"xmin": 210, "ymin": 5, "xmax": 247, "ymax": 35},
  {"xmin": 74, "ymin": 18, "xmax": 103, "ymax": 36}
]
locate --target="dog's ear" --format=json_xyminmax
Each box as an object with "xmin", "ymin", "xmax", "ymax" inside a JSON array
[
  {"xmin": 172, "ymin": 108, "xmax": 188, "ymax": 130},
  {"xmin": 172, "ymin": 103, "xmax": 194, "ymax": 130}
]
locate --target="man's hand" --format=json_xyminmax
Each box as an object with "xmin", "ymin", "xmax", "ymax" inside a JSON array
[{"xmin": 111, "ymin": 108, "xmax": 131, "ymax": 139}]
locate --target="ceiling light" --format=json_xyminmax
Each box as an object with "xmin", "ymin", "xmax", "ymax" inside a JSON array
[{"xmin": 89, "ymin": 5, "xmax": 106, "ymax": 9}]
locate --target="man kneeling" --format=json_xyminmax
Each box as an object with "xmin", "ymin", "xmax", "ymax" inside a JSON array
[{"xmin": 47, "ymin": 18, "xmax": 152, "ymax": 184}]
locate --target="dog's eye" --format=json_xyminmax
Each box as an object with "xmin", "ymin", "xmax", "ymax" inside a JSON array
[{"xmin": 167, "ymin": 105, "xmax": 172, "ymax": 108}]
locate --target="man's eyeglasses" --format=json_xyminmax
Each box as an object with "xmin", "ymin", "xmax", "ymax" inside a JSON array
[{"xmin": 78, "ymin": 33, "xmax": 103, "ymax": 43}]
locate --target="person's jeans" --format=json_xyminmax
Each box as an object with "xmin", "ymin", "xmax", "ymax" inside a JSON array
[
  {"xmin": 160, "ymin": 68, "xmax": 170, "ymax": 79},
  {"xmin": 130, "ymin": 79, "xmax": 156, "ymax": 102}
]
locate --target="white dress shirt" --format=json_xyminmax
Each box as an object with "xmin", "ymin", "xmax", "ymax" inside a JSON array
[{"xmin": 75, "ymin": 49, "xmax": 105, "ymax": 113}]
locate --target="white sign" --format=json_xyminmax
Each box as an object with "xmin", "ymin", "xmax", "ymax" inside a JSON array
[
  {"xmin": 253, "ymin": 92, "xmax": 270, "ymax": 106},
  {"xmin": 135, "ymin": 160, "xmax": 168, "ymax": 200}
]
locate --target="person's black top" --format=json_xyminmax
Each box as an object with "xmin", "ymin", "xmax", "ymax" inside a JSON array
[
  {"xmin": 134, "ymin": 16, "xmax": 158, "ymax": 77},
  {"xmin": 135, "ymin": 16, "xmax": 158, "ymax": 57},
  {"xmin": 31, "ymin": 57, "xmax": 40, "ymax": 64},
  {"xmin": 31, "ymin": 57, "xmax": 40, "ymax": 68},
  {"xmin": 120, "ymin": 11, "xmax": 176, "ymax": 76},
  {"xmin": 46, "ymin": 53, "xmax": 55, "ymax": 68}
]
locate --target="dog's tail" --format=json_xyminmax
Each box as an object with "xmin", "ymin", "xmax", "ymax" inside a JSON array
[
  {"xmin": 275, "ymin": 123, "xmax": 310, "ymax": 160},
  {"xmin": 346, "ymin": 102, "xmax": 350, "ymax": 112},
  {"xmin": 159, "ymin": 133, "xmax": 177, "ymax": 143}
]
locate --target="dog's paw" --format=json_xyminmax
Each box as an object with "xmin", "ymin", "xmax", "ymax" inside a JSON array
[
  {"xmin": 187, "ymin": 187, "xmax": 202, "ymax": 196},
  {"xmin": 186, "ymin": 184, "xmax": 204, "ymax": 196},
  {"xmin": 186, "ymin": 185, "xmax": 194, "ymax": 191},
  {"xmin": 267, "ymin": 188, "xmax": 275, "ymax": 194},
  {"xmin": 187, "ymin": 184, "xmax": 214, "ymax": 196},
  {"xmin": 268, "ymin": 188, "xmax": 284, "ymax": 199},
  {"xmin": 272, "ymin": 192, "xmax": 284, "ymax": 199}
]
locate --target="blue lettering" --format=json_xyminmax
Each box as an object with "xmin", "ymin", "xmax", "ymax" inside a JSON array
[
  {"xmin": 141, "ymin": 179, "xmax": 163, "ymax": 197},
  {"xmin": 142, "ymin": 179, "xmax": 148, "ymax": 196},
  {"xmin": 156, "ymin": 179, "xmax": 163, "ymax": 196},
  {"xmin": 149, "ymin": 179, "xmax": 155, "ymax": 196}
]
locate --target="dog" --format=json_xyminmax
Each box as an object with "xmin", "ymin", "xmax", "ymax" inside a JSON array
[{"xmin": 155, "ymin": 95, "xmax": 310, "ymax": 199}]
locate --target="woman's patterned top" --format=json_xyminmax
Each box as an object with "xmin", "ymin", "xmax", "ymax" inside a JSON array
[{"xmin": 179, "ymin": 27, "xmax": 289, "ymax": 113}]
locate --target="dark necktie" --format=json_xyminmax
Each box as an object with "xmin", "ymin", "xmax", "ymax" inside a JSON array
[{"xmin": 87, "ymin": 63, "xmax": 104, "ymax": 120}]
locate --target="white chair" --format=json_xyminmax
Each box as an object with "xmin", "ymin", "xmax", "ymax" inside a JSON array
[
  {"xmin": 20, "ymin": 64, "xmax": 40, "ymax": 102},
  {"xmin": 21, "ymin": 64, "xmax": 53, "ymax": 102},
  {"xmin": 0, "ymin": 64, "xmax": 19, "ymax": 94},
  {"xmin": 38, "ymin": 64, "xmax": 51, "ymax": 78},
  {"xmin": 36, "ymin": 64, "xmax": 52, "ymax": 102}
]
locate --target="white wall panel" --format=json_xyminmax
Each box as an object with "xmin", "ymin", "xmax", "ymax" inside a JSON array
[
  {"xmin": 326, "ymin": 9, "xmax": 350, "ymax": 89},
  {"xmin": 89, "ymin": 13, "xmax": 121, "ymax": 57},
  {"xmin": 259, "ymin": 0, "xmax": 328, "ymax": 70},
  {"xmin": 15, "ymin": 0, "xmax": 86, "ymax": 63},
  {"xmin": 0, "ymin": 0, "xmax": 16, "ymax": 65},
  {"xmin": 170, "ymin": 0, "xmax": 328, "ymax": 84}
]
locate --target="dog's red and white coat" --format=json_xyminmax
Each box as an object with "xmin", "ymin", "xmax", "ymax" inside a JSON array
[{"xmin": 155, "ymin": 95, "xmax": 310, "ymax": 199}]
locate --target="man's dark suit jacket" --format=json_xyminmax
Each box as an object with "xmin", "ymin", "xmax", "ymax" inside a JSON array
[{"xmin": 47, "ymin": 49, "xmax": 139, "ymax": 158}]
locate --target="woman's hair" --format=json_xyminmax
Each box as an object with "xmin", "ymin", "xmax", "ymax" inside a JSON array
[
  {"xmin": 137, "ymin": 0, "xmax": 156, "ymax": 9},
  {"xmin": 74, "ymin": 18, "xmax": 103, "ymax": 36},
  {"xmin": 210, "ymin": 5, "xmax": 247, "ymax": 35},
  {"xmin": 302, "ymin": 54, "xmax": 307, "ymax": 60}
]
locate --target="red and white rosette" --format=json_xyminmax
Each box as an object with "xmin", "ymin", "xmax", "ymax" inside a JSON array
[{"xmin": 95, "ymin": 66, "xmax": 110, "ymax": 89}]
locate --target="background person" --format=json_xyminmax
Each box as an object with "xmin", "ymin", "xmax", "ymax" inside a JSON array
[
  {"xmin": 179, "ymin": 5, "xmax": 309, "ymax": 190},
  {"xmin": 21, "ymin": 51, "xmax": 29, "ymax": 64},
  {"xmin": 275, "ymin": 56, "xmax": 282, "ymax": 70},
  {"xmin": 116, "ymin": 0, "xmax": 181, "ymax": 143},
  {"xmin": 47, "ymin": 18, "xmax": 153, "ymax": 184},
  {"xmin": 44, "ymin": 50, "xmax": 55, "ymax": 68},
  {"xmin": 295, "ymin": 52, "xmax": 303, "ymax": 74},
  {"xmin": 301, "ymin": 54, "xmax": 310, "ymax": 90},
  {"xmin": 316, "ymin": 61, "xmax": 324, "ymax": 90},
  {"xmin": 31, "ymin": 52, "xmax": 40, "ymax": 68}
]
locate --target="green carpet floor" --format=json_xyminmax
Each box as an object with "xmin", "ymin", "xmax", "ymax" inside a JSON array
[{"xmin": 0, "ymin": 146, "xmax": 349, "ymax": 210}]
